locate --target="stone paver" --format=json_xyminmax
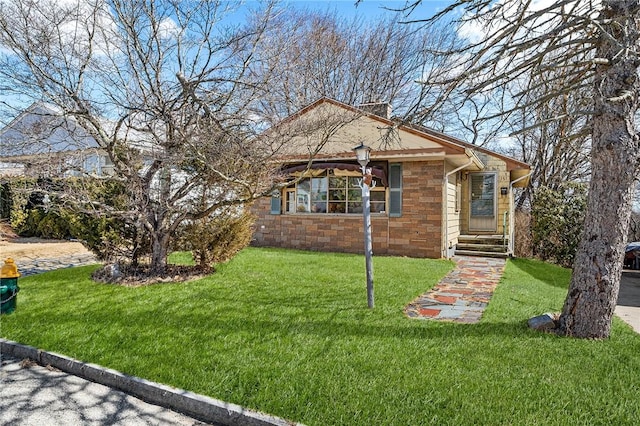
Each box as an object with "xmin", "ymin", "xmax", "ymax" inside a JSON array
[
  {"xmin": 405, "ymin": 256, "xmax": 506, "ymax": 323},
  {"xmin": 11, "ymin": 253, "xmax": 97, "ymax": 277}
]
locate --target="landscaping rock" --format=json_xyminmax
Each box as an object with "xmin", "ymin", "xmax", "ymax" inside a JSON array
[{"xmin": 528, "ymin": 313, "xmax": 559, "ymax": 332}]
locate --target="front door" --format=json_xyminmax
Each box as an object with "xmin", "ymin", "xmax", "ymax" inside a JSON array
[{"xmin": 469, "ymin": 173, "xmax": 497, "ymax": 232}]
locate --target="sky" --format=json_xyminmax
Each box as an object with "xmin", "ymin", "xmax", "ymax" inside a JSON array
[
  {"xmin": 0, "ymin": 0, "xmax": 449, "ymax": 115},
  {"xmin": 241, "ymin": 1, "xmax": 450, "ymax": 22}
]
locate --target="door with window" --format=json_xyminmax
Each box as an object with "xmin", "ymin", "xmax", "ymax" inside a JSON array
[{"xmin": 469, "ymin": 173, "xmax": 497, "ymax": 232}]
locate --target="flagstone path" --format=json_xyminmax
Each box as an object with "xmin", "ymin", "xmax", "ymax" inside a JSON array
[{"xmin": 405, "ymin": 256, "xmax": 506, "ymax": 323}]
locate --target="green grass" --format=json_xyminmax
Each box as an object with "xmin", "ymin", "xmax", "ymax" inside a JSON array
[{"xmin": 2, "ymin": 248, "xmax": 640, "ymax": 425}]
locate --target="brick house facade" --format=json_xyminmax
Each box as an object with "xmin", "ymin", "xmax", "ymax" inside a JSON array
[
  {"xmin": 253, "ymin": 160, "xmax": 444, "ymax": 258},
  {"xmin": 251, "ymin": 98, "xmax": 530, "ymax": 259}
]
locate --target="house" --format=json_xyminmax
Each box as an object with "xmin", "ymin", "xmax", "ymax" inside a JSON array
[
  {"xmin": 0, "ymin": 103, "xmax": 114, "ymax": 177},
  {"xmin": 252, "ymin": 98, "xmax": 531, "ymax": 259}
]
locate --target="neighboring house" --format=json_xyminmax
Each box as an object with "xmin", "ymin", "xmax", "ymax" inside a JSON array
[
  {"xmin": 252, "ymin": 98, "xmax": 531, "ymax": 259},
  {"xmin": 0, "ymin": 103, "xmax": 114, "ymax": 177}
]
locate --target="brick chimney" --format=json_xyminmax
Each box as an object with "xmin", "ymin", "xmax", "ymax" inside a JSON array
[{"xmin": 357, "ymin": 102, "xmax": 392, "ymax": 120}]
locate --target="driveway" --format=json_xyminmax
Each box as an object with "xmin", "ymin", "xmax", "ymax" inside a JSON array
[{"xmin": 616, "ymin": 270, "xmax": 640, "ymax": 333}]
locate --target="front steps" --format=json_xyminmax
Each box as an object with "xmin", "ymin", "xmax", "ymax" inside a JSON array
[{"xmin": 455, "ymin": 235, "xmax": 510, "ymax": 258}]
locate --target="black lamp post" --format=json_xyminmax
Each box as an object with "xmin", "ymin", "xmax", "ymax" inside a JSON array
[{"xmin": 353, "ymin": 143, "xmax": 374, "ymax": 309}]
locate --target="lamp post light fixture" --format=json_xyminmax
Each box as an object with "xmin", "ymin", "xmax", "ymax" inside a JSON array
[
  {"xmin": 353, "ymin": 143, "xmax": 374, "ymax": 309},
  {"xmin": 354, "ymin": 142, "xmax": 371, "ymax": 167}
]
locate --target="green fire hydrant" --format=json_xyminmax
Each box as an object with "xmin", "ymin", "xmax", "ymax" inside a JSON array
[{"xmin": 1, "ymin": 258, "xmax": 21, "ymax": 314}]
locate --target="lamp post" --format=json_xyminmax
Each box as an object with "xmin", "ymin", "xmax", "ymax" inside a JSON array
[{"xmin": 353, "ymin": 143, "xmax": 374, "ymax": 309}]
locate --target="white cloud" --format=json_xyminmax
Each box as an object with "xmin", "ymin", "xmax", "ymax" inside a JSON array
[
  {"xmin": 457, "ymin": 0, "xmax": 601, "ymax": 45},
  {"xmin": 158, "ymin": 17, "xmax": 180, "ymax": 40}
]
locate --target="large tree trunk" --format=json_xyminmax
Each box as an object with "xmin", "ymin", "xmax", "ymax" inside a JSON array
[{"xmin": 558, "ymin": 1, "xmax": 640, "ymax": 338}]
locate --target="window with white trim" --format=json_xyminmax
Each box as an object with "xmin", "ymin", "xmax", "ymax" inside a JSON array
[{"xmin": 287, "ymin": 170, "xmax": 386, "ymax": 214}]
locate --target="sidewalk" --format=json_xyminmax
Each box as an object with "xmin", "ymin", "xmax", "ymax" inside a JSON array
[
  {"xmin": 0, "ymin": 340, "xmax": 301, "ymax": 426},
  {"xmin": 0, "ymin": 355, "xmax": 208, "ymax": 426}
]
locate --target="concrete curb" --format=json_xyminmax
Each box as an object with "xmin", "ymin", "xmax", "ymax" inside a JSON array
[{"xmin": 1, "ymin": 339, "xmax": 302, "ymax": 426}]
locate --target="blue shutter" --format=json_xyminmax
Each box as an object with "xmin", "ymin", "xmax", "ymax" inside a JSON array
[
  {"xmin": 270, "ymin": 191, "xmax": 281, "ymax": 215},
  {"xmin": 389, "ymin": 163, "xmax": 402, "ymax": 217}
]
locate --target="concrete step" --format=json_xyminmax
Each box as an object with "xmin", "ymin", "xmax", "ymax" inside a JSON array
[
  {"xmin": 458, "ymin": 235, "xmax": 506, "ymax": 245},
  {"xmin": 454, "ymin": 249, "xmax": 510, "ymax": 259},
  {"xmin": 456, "ymin": 243, "xmax": 508, "ymax": 253}
]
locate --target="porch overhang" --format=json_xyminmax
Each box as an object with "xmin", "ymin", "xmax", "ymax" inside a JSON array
[
  {"xmin": 277, "ymin": 147, "xmax": 485, "ymax": 170},
  {"xmin": 447, "ymin": 149, "xmax": 485, "ymax": 171}
]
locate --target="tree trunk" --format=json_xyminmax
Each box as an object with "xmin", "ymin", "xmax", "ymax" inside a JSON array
[
  {"xmin": 558, "ymin": 1, "xmax": 640, "ymax": 338},
  {"xmin": 150, "ymin": 230, "xmax": 170, "ymax": 275},
  {"xmin": 148, "ymin": 165, "xmax": 173, "ymax": 275}
]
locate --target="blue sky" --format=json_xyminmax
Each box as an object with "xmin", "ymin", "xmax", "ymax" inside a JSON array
[
  {"xmin": 242, "ymin": 1, "xmax": 450, "ymax": 21},
  {"xmin": 1, "ymin": 1, "xmax": 449, "ymax": 116}
]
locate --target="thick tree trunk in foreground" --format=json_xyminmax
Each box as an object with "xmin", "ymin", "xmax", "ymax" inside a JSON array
[{"xmin": 558, "ymin": 1, "xmax": 640, "ymax": 338}]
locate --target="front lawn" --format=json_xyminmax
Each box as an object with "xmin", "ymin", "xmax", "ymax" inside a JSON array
[{"xmin": 2, "ymin": 248, "xmax": 639, "ymax": 425}]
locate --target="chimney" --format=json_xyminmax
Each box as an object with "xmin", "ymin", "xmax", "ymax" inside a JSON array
[{"xmin": 357, "ymin": 102, "xmax": 392, "ymax": 120}]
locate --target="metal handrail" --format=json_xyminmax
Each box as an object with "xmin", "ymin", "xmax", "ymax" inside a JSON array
[{"xmin": 503, "ymin": 211, "xmax": 509, "ymax": 248}]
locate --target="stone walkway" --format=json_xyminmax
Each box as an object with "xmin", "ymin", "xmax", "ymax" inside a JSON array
[
  {"xmin": 14, "ymin": 254, "xmax": 97, "ymax": 277},
  {"xmin": 405, "ymin": 256, "xmax": 506, "ymax": 323}
]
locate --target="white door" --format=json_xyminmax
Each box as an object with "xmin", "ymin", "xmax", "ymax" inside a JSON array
[{"xmin": 469, "ymin": 173, "xmax": 497, "ymax": 232}]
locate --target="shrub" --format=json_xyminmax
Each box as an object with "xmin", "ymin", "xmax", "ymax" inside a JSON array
[
  {"xmin": 36, "ymin": 211, "xmax": 70, "ymax": 239},
  {"xmin": 514, "ymin": 209, "xmax": 533, "ymax": 258},
  {"xmin": 4, "ymin": 177, "xmax": 139, "ymax": 261},
  {"xmin": 0, "ymin": 182, "xmax": 11, "ymax": 219},
  {"xmin": 531, "ymin": 183, "xmax": 587, "ymax": 267},
  {"xmin": 176, "ymin": 206, "xmax": 255, "ymax": 268},
  {"xmin": 65, "ymin": 212, "xmax": 141, "ymax": 262}
]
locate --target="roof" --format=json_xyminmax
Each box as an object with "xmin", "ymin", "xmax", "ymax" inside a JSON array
[
  {"xmin": 271, "ymin": 97, "xmax": 530, "ymax": 172},
  {"xmin": 0, "ymin": 103, "xmax": 157, "ymax": 159},
  {"xmin": 0, "ymin": 103, "xmax": 99, "ymax": 158}
]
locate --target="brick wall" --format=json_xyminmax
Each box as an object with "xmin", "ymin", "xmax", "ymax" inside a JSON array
[
  {"xmin": 388, "ymin": 161, "xmax": 443, "ymax": 258},
  {"xmin": 251, "ymin": 160, "xmax": 444, "ymax": 258}
]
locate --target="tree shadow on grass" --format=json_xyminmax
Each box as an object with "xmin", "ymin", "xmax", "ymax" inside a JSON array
[
  {"xmin": 507, "ymin": 258, "xmax": 571, "ymax": 289},
  {"xmin": 35, "ymin": 303, "xmax": 538, "ymax": 350}
]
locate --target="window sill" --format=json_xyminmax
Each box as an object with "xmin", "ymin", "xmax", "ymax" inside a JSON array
[{"xmin": 284, "ymin": 212, "xmax": 388, "ymax": 217}]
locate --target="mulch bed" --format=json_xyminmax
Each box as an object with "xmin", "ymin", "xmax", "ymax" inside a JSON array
[{"xmin": 92, "ymin": 263, "xmax": 214, "ymax": 287}]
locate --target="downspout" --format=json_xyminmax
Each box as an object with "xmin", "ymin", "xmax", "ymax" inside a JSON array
[
  {"xmin": 443, "ymin": 157, "xmax": 475, "ymax": 259},
  {"xmin": 508, "ymin": 171, "xmax": 533, "ymax": 256}
]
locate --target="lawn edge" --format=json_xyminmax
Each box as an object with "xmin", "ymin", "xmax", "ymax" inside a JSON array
[{"xmin": 0, "ymin": 339, "xmax": 303, "ymax": 426}]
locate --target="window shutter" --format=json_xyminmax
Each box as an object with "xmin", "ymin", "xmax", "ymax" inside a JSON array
[
  {"xmin": 389, "ymin": 163, "xmax": 402, "ymax": 217},
  {"xmin": 270, "ymin": 190, "xmax": 281, "ymax": 215}
]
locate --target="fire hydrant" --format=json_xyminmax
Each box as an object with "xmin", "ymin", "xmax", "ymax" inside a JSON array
[{"xmin": 1, "ymin": 258, "xmax": 21, "ymax": 314}]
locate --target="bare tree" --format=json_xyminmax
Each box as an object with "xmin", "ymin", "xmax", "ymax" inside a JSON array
[
  {"xmin": 399, "ymin": 0, "xmax": 640, "ymax": 338},
  {"xmin": 247, "ymin": 8, "xmax": 456, "ymax": 120},
  {"xmin": 0, "ymin": 0, "xmax": 359, "ymax": 277},
  {"xmin": 504, "ymin": 69, "xmax": 592, "ymax": 210}
]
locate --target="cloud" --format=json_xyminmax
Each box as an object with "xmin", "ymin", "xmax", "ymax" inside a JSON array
[
  {"xmin": 158, "ymin": 17, "xmax": 180, "ymax": 40},
  {"xmin": 457, "ymin": 0, "xmax": 601, "ymax": 45}
]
